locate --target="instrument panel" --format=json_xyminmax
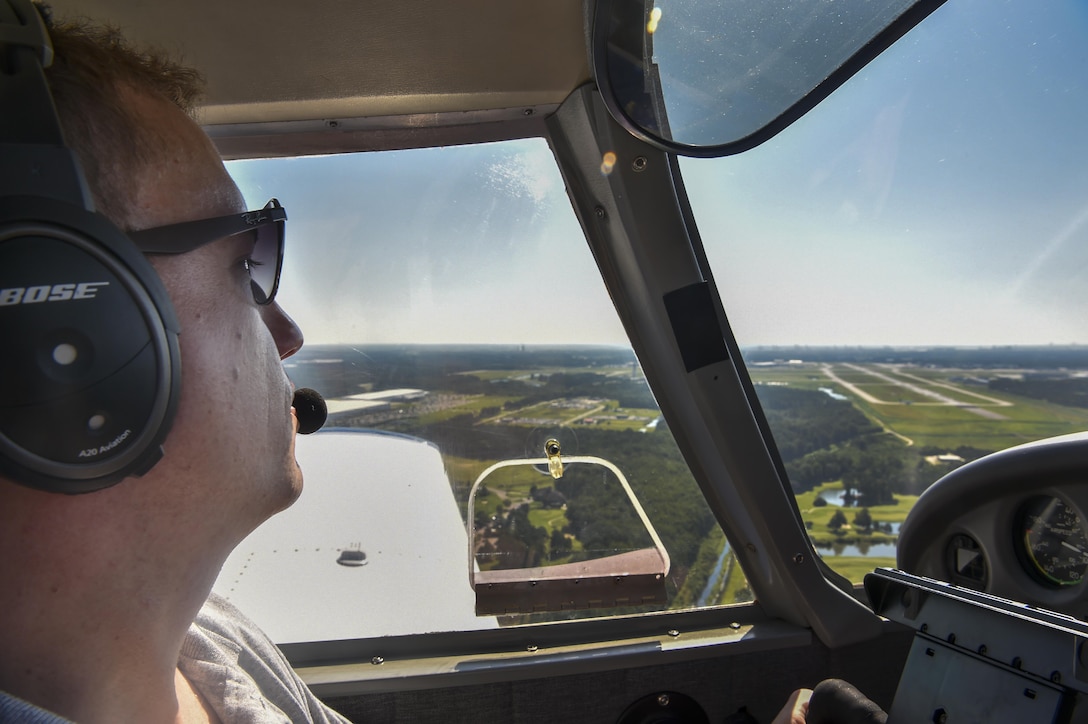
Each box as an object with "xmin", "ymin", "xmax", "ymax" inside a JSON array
[{"xmin": 897, "ymin": 432, "xmax": 1088, "ymax": 620}]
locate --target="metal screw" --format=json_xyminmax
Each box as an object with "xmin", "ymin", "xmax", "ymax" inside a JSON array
[
  {"xmin": 632, "ymin": 156, "xmax": 648, "ymax": 172},
  {"xmin": 594, "ymin": 206, "xmax": 606, "ymax": 219},
  {"xmin": 921, "ymin": 623, "xmax": 929, "ymax": 633},
  {"xmin": 523, "ymin": 108, "xmax": 534, "ymax": 116},
  {"xmin": 527, "ymin": 645, "xmax": 538, "ymax": 653},
  {"xmin": 657, "ymin": 693, "xmax": 670, "ymax": 707},
  {"xmin": 667, "ymin": 629, "xmax": 680, "ymax": 637},
  {"xmin": 793, "ymin": 553, "xmax": 805, "ymax": 564},
  {"xmin": 947, "ymin": 633, "xmax": 956, "ymax": 644},
  {"xmin": 1051, "ymin": 671, "xmax": 1062, "ymax": 683},
  {"xmin": 325, "ymin": 120, "xmax": 340, "ymax": 129},
  {"xmin": 729, "ymin": 622, "xmax": 741, "ymax": 630},
  {"xmin": 371, "ymin": 656, "xmax": 384, "ymax": 665},
  {"xmin": 978, "ymin": 644, "xmax": 987, "ymax": 655},
  {"xmin": 746, "ymin": 543, "xmax": 757, "ymax": 553}
]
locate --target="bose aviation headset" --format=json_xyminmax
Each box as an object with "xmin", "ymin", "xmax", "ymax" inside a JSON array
[{"xmin": 0, "ymin": 0, "xmax": 182, "ymax": 494}]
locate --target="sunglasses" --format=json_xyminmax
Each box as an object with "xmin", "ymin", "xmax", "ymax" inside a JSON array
[{"xmin": 128, "ymin": 199, "xmax": 286, "ymax": 305}]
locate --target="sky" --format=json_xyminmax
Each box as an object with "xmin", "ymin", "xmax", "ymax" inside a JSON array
[
  {"xmin": 229, "ymin": 0, "xmax": 1088, "ymax": 349},
  {"xmin": 229, "ymin": 142, "xmax": 631, "ymax": 347},
  {"xmin": 680, "ymin": 0, "xmax": 1088, "ymax": 347}
]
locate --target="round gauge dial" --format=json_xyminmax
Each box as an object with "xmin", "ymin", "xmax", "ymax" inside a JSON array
[
  {"xmin": 1017, "ymin": 495, "xmax": 1088, "ymax": 587},
  {"xmin": 945, "ymin": 534, "xmax": 988, "ymax": 589}
]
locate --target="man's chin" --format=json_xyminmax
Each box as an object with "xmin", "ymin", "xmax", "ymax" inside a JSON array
[{"xmin": 272, "ymin": 461, "xmax": 304, "ymax": 515}]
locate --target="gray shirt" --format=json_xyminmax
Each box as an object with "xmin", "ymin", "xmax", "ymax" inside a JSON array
[{"xmin": 0, "ymin": 594, "xmax": 350, "ymax": 723}]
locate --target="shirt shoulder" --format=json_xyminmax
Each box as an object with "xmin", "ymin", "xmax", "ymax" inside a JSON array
[
  {"xmin": 179, "ymin": 593, "xmax": 350, "ymax": 724},
  {"xmin": 0, "ymin": 691, "xmax": 71, "ymax": 724}
]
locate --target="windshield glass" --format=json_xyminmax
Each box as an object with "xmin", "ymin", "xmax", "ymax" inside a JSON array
[
  {"xmin": 218, "ymin": 140, "xmax": 734, "ymax": 643},
  {"xmin": 683, "ymin": 0, "xmax": 1088, "ymax": 582}
]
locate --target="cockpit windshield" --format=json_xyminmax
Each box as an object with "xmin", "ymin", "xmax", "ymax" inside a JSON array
[
  {"xmin": 223, "ymin": 141, "xmax": 731, "ymax": 641},
  {"xmin": 683, "ymin": 0, "xmax": 1088, "ymax": 583}
]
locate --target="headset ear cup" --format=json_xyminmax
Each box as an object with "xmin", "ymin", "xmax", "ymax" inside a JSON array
[{"xmin": 0, "ymin": 196, "xmax": 181, "ymax": 494}]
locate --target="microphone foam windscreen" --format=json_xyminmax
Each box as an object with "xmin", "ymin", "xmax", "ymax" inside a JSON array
[{"xmin": 292, "ymin": 388, "xmax": 327, "ymax": 434}]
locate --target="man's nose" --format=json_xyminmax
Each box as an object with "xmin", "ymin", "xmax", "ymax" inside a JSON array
[{"xmin": 261, "ymin": 302, "xmax": 304, "ymax": 359}]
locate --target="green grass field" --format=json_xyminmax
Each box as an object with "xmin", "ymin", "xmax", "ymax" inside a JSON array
[
  {"xmin": 416, "ymin": 394, "xmax": 520, "ymax": 425},
  {"xmin": 852, "ymin": 394, "xmax": 1088, "ymax": 449},
  {"xmin": 527, "ymin": 506, "xmax": 568, "ymax": 532},
  {"xmin": 750, "ymin": 364, "xmax": 1088, "ymax": 451},
  {"xmin": 824, "ymin": 557, "xmax": 898, "ymax": 583}
]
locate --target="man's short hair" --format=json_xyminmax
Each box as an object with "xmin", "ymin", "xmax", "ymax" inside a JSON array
[{"xmin": 40, "ymin": 6, "xmax": 206, "ymax": 229}]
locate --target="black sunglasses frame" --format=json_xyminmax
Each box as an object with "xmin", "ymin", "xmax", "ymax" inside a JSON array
[{"xmin": 128, "ymin": 199, "xmax": 286, "ymax": 305}]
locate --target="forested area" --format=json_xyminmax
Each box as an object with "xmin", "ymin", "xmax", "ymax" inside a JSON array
[
  {"xmin": 286, "ymin": 344, "xmax": 1036, "ymax": 608},
  {"xmin": 287, "ymin": 345, "xmax": 715, "ymax": 597},
  {"xmin": 756, "ymin": 386, "xmax": 878, "ymax": 462},
  {"xmin": 989, "ymin": 377, "xmax": 1088, "ymax": 409},
  {"xmin": 423, "ymin": 417, "xmax": 715, "ymax": 582},
  {"xmin": 756, "ymin": 386, "xmax": 981, "ymax": 503}
]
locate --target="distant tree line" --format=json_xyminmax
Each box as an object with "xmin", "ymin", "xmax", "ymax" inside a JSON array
[
  {"xmin": 988, "ymin": 377, "xmax": 1088, "ymax": 409},
  {"xmin": 744, "ymin": 346, "xmax": 1088, "ymax": 369}
]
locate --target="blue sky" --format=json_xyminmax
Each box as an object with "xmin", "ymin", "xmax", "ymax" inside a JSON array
[
  {"xmin": 230, "ymin": 0, "xmax": 1088, "ymax": 348},
  {"xmin": 228, "ymin": 142, "xmax": 630, "ymax": 346},
  {"xmin": 683, "ymin": 0, "xmax": 1088, "ymax": 346}
]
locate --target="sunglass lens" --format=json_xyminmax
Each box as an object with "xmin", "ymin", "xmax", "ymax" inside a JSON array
[{"xmin": 248, "ymin": 220, "xmax": 284, "ymax": 304}]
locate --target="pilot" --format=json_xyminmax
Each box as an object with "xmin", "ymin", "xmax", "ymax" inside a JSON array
[{"xmin": 0, "ymin": 6, "xmax": 349, "ymax": 723}]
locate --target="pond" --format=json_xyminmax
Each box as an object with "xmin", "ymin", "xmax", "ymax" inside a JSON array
[
  {"xmin": 817, "ymin": 488, "xmax": 853, "ymax": 507},
  {"xmin": 816, "ymin": 541, "xmax": 898, "ymax": 557}
]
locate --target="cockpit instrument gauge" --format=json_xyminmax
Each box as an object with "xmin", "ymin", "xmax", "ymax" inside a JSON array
[
  {"xmin": 944, "ymin": 534, "xmax": 987, "ymax": 590},
  {"xmin": 1016, "ymin": 495, "xmax": 1088, "ymax": 588}
]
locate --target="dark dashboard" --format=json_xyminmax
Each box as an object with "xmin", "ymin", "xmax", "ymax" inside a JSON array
[{"xmin": 898, "ymin": 431, "xmax": 1088, "ymax": 620}]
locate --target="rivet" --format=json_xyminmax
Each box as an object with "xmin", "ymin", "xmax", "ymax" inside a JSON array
[
  {"xmin": 632, "ymin": 156, "xmax": 648, "ymax": 172},
  {"xmin": 667, "ymin": 629, "xmax": 680, "ymax": 637},
  {"xmin": 793, "ymin": 553, "xmax": 805, "ymax": 564},
  {"xmin": 371, "ymin": 656, "xmax": 384, "ymax": 665},
  {"xmin": 656, "ymin": 693, "xmax": 670, "ymax": 707},
  {"xmin": 594, "ymin": 206, "xmax": 606, "ymax": 219}
]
